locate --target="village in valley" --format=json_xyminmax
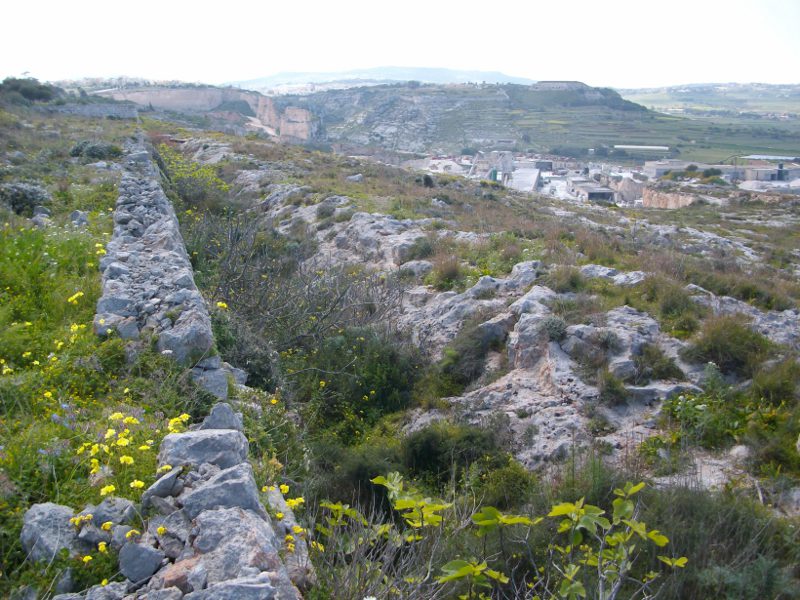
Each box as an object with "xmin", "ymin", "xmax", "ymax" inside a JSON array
[{"xmin": 414, "ymin": 149, "xmax": 800, "ymax": 208}]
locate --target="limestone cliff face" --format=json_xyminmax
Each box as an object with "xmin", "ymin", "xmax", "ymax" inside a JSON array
[
  {"xmin": 101, "ymin": 87, "xmax": 319, "ymax": 142},
  {"xmin": 642, "ymin": 188, "xmax": 697, "ymax": 209},
  {"xmin": 250, "ymin": 96, "xmax": 318, "ymax": 141}
]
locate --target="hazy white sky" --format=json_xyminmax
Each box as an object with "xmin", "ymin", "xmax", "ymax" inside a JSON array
[{"xmin": 2, "ymin": 0, "xmax": 798, "ymax": 88}]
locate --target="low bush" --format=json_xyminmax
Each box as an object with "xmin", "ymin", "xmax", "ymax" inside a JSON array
[
  {"xmin": 427, "ymin": 255, "xmax": 463, "ymax": 290},
  {"xmin": 402, "ymin": 422, "xmax": 507, "ymax": 485},
  {"xmin": 598, "ymin": 369, "xmax": 629, "ymax": 405},
  {"xmin": 0, "ymin": 181, "xmax": 50, "ymax": 216},
  {"xmin": 750, "ymin": 358, "xmax": 800, "ymax": 405},
  {"xmin": 682, "ymin": 315, "xmax": 771, "ymax": 377},
  {"xmin": 290, "ymin": 328, "xmax": 422, "ymax": 443},
  {"xmin": 542, "ymin": 315, "xmax": 567, "ymax": 341},
  {"xmin": 70, "ymin": 140, "xmax": 123, "ymax": 160},
  {"xmin": 403, "ymin": 235, "xmax": 435, "ymax": 261},
  {"xmin": 633, "ymin": 343, "xmax": 684, "ymax": 384},
  {"xmin": 475, "ymin": 458, "xmax": 537, "ymax": 509}
]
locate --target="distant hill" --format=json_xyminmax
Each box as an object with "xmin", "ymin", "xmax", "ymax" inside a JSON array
[
  {"xmin": 619, "ymin": 83, "xmax": 800, "ymax": 116},
  {"xmin": 229, "ymin": 67, "xmax": 536, "ymax": 93},
  {"xmin": 98, "ymin": 81, "xmax": 800, "ymax": 161},
  {"xmin": 269, "ymin": 82, "xmax": 647, "ymax": 154}
]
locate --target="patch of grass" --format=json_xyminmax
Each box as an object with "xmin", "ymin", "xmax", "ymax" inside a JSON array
[{"xmin": 543, "ymin": 265, "xmax": 586, "ymax": 293}]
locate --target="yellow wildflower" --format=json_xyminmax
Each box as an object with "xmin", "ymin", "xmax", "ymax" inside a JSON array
[
  {"xmin": 138, "ymin": 445, "xmax": 151, "ymax": 451},
  {"xmin": 101, "ymin": 579, "xmax": 108, "ymax": 586},
  {"xmin": 104, "ymin": 428, "xmax": 116, "ymax": 440},
  {"xmin": 285, "ymin": 534, "xmax": 294, "ymax": 542},
  {"xmin": 279, "ymin": 484, "xmax": 289, "ymax": 494},
  {"xmin": 275, "ymin": 512, "xmax": 284, "ymax": 520},
  {"xmin": 216, "ymin": 301, "xmax": 228, "ymax": 310},
  {"xmin": 98, "ymin": 542, "xmax": 107, "ymax": 553},
  {"xmin": 129, "ymin": 480, "xmax": 144, "ymax": 489},
  {"xmin": 100, "ymin": 484, "xmax": 115, "ymax": 496},
  {"xmin": 125, "ymin": 529, "xmax": 140, "ymax": 539},
  {"xmin": 82, "ymin": 555, "xmax": 92, "ymax": 564},
  {"xmin": 292, "ymin": 525, "xmax": 305, "ymax": 534},
  {"xmin": 108, "ymin": 412, "xmax": 124, "ymax": 421},
  {"xmin": 311, "ymin": 540, "xmax": 324, "ymax": 552},
  {"xmin": 67, "ymin": 291, "xmax": 85, "ymax": 305},
  {"xmin": 286, "ymin": 497, "xmax": 305, "ymax": 509},
  {"xmin": 43, "ymin": 391, "xmax": 53, "ymax": 399},
  {"xmin": 119, "ymin": 455, "xmax": 134, "ymax": 465},
  {"xmin": 157, "ymin": 526, "xmax": 167, "ymax": 536},
  {"xmin": 101, "ymin": 521, "xmax": 113, "ymax": 531},
  {"xmin": 318, "ymin": 380, "xmax": 326, "ymax": 388},
  {"xmin": 115, "ymin": 437, "xmax": 130, "ymax": 447},
  {"xmin": 123, "ymin": 416, "xmax": 139, "ymax": 425},
  {"xmin": 157, "ymin": 464, "xmax": 173, "ymax": 473}
]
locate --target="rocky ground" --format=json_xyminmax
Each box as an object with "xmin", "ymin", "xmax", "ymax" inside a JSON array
[{"xmin": 182, "ymin": 136, "xmax": 800, "ymax": 488}]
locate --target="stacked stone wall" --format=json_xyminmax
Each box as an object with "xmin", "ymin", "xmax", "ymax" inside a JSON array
[{"xmin": 94, "ymin": 145, "xmax": 240, "ymax": 398}]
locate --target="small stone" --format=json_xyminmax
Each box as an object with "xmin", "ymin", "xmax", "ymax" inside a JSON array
[
  {"xmin": 200, "ymin": 403, "xmax": 243, "ymax": 432},
  {"xmin": 85, "ymin": 581, "xmax": 129, "ymax": 600},
  {"xmin": 119, "ymin": 542, "xmax": 165, "ymax": 583},
  {"xmin": 181, "ymin": 464, "xmax": 266, "ymax": 519},
  {"xmin": 183, "ymin": 575, "xmax": 276, "ymax": 600},
  {"xmin": 158, "ymin": 430, "xmax": 248, "ymax": 470},
  {"xmin": 85, "ymin": 496, "xmax": 136, "ymax": 526},
  {"xmin": 142, "ymin": 468, "xmax": 183, "ymax": 507},
  {"xmin": 21, "ymin": 503, "xmax": 90, "ymax": 563}
]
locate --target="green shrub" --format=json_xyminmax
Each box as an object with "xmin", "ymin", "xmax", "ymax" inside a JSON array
[
  {"xmin": 315, "ymin": 202, "xmax": 336, "ymax": 220},
  {"xmin": 437, "ymin": 316, "xmax": 501, "ymax": 391},
  {"xmin": 598, "ymin": 369, "xmax": 628, "ymax": 405},
  {"xmin": 427, "ymin": 255, "xmax": 463, "ymax": 290},
  {"xmin": 542, "ymin": 316, "xmax": 567, "ymax": 341},
  {"xmin": 633, "ymin": 343, "xmax": 684, "ymax": 384},
  {"xmin": 291, "ymin": 328, "xmax": 421, "ymax": 443},
  {"xmin": 403, "ymin": 422, "xmax": 506, "ymax": 484},
  {"xmin": 750, "ymin": 358, "xmax": 800, "ymax": 405},
  {"xmin": 659, "ymin": 284, "xmax": 694, "ymax": 318},
  {"xmin": 476, "ymin": 458, "xmax": 537, "ymax": 509},
  {"xmin": 0, "ymin": 182, "xmax": 51, "ymax": 216},
  {"xmin": 682, "ymin": 315, "xmax": 771, "ymax": 376},
  {"xmin": 404, "ymin": 235, "xmax": 436, "ymax": 262},
  {"xmin": 70, "ymin": 140, "xmax": 123, "ymax": 160},
  {"xmin": 0, "ymin": 77, "xmax": 60, "ymax": 102}
]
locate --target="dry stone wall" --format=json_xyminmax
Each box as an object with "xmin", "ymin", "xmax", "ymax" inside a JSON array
[
  {"xmin": 93, "ymin": 144, "xmax": 241, "ymax": 399},
  {"xmin": 20, "ymin": 144, "xmax": 307, "ymax": 599}
]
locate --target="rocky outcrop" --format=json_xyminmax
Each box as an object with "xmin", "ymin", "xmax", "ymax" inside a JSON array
[
  {"xmin": 93, "ymin": 144, "xmax": 237, "ymax": 398},
  {"xmin": 579, "ymin": 264, "xmax": 647, "ymax": 287}
]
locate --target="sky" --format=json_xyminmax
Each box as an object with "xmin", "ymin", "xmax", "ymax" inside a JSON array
[{"xmin": 1, "ymin": 0, "xmax": 798, "ymax": 89}]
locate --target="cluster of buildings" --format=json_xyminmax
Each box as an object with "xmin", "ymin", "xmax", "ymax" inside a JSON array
[{"xmin": 413, "ymin": 150, "xmax": 800, "ymax": 207}]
